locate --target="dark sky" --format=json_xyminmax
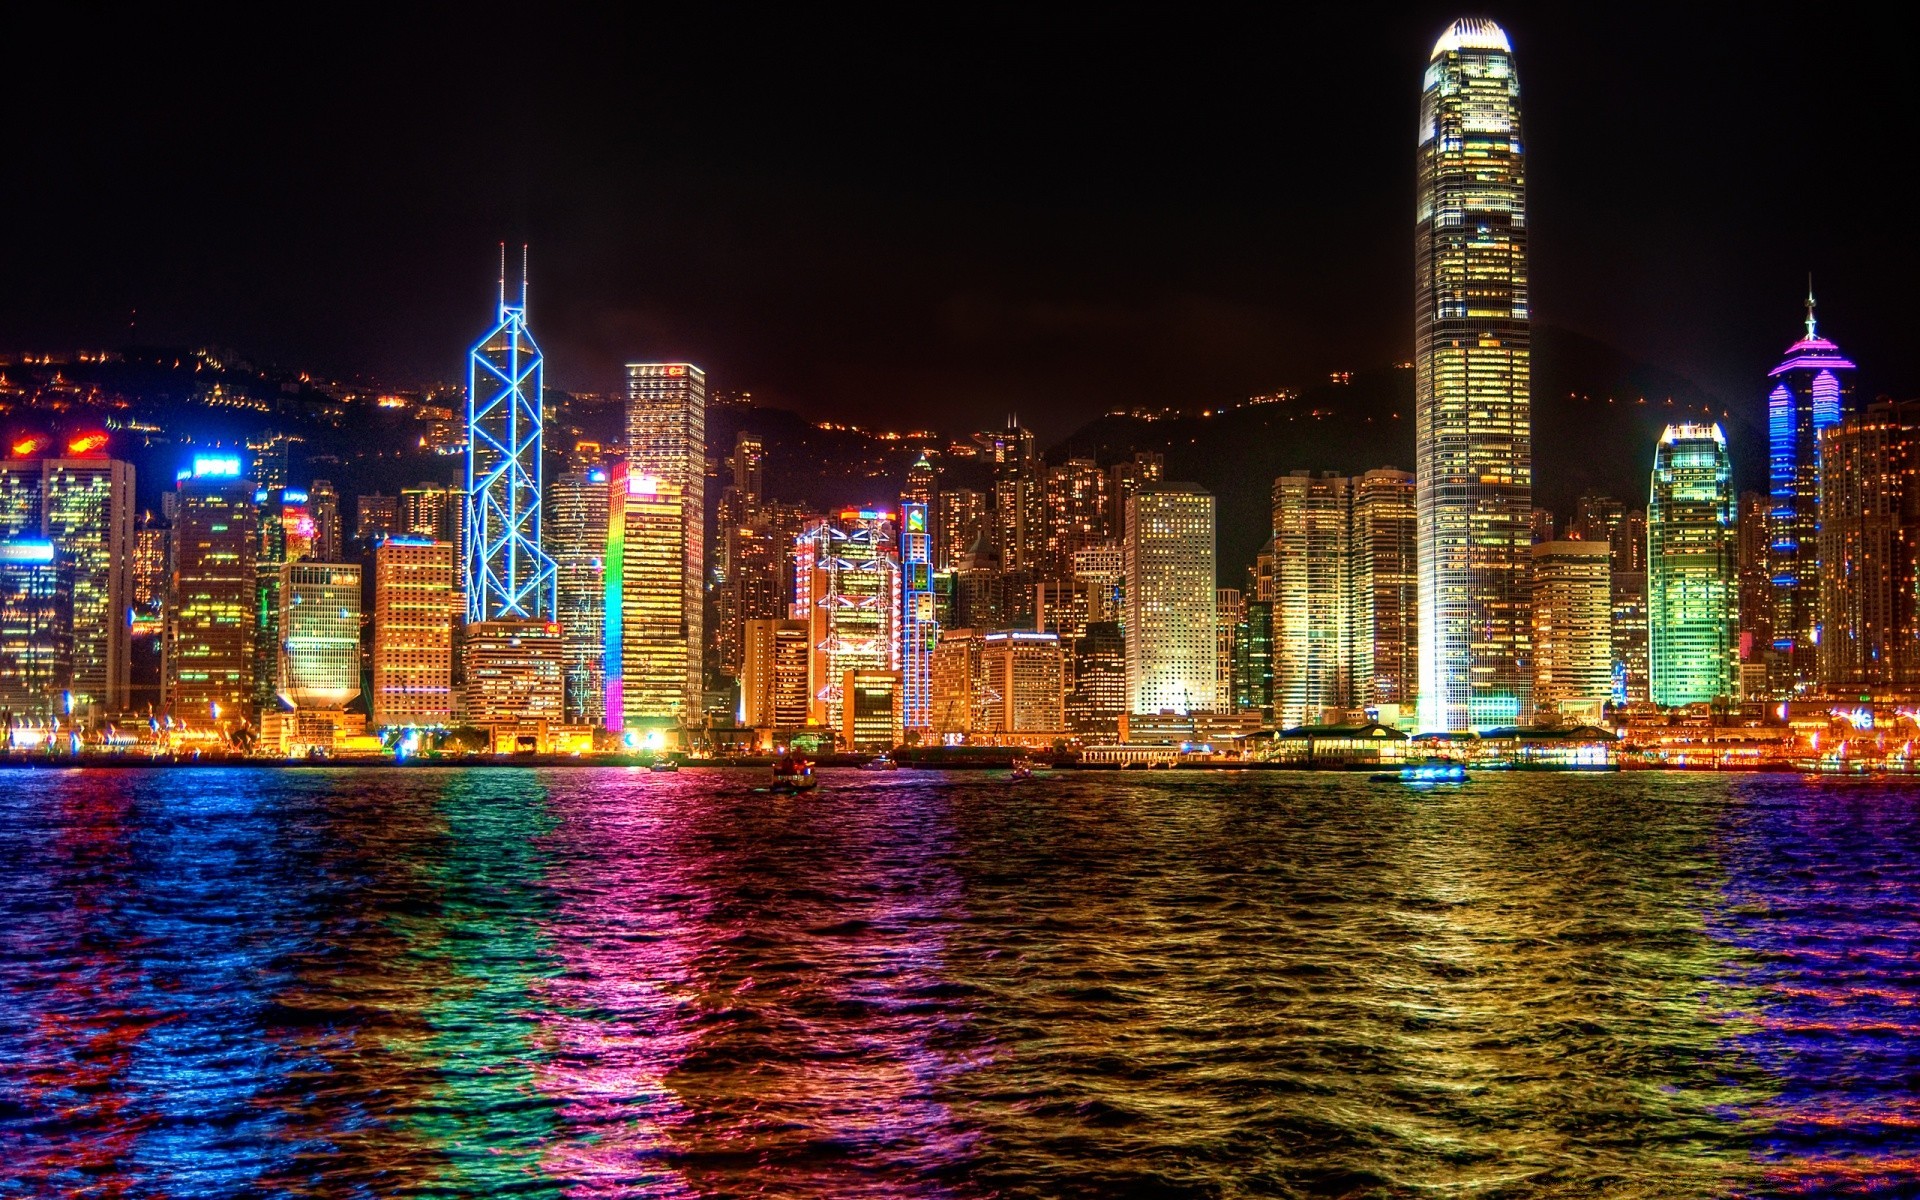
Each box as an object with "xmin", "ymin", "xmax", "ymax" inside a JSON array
[{"xmin": 3, "ymin": 7, "xmax": 1912, "ymax": 440}]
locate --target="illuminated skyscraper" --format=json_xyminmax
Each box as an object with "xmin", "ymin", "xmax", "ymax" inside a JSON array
[
  {"xmin": 1415, "ymin": 18, "xmax": 1532, "ymax": 731},
  {"xmin": 1611, "ymin": 509, "xmax": 1650, "ymax": 703},
  {"xmin": 794, "ymin": 510, "xmax": 898, "ymax": 731},
  {"xmin": 0, "ymin": 435, "xmax": 135, "ymax": 714},
  {"xmin": 931, "ymin": 628, "xmax": 1065, "ymax": 738},
  {"xmin": 624, "ymin": 362, "xmax": 706, "ymax": 694},
  {"xmin": 165, "ymin": 455, "xmax": 259, "ymax": 723},
  {"xmin": 549, "ymin": 465, "xmax": 609, "ymax": 723},
  {"xmin": 276, "ymin": 562, "xmax": 362, "ymax": 711},
  {"xmin": 465, "ymin": 248, "xmax": 557, "ymax": 623},
  {"xmin": 1272, "ymin": 472, "xmax": 1350, "ymax": 727},
  {"xmin": 604, "ymin": 465, "xmax": 695, "ymax": 734},
  {"xmin": 307, "ymin": 479, "xmax": 342, "ymax": 562},
  {"xmin": 1124, "ymin": 484, "xmax": 1216, "ymax": 715},
  {"xmin": 986, "ymin": 419, "xmax": 1044, "ymax": 571},
  {"xmin": 371, "ymin": 537, "xmax": 457, "ymax": 729},
  {"xmin": 1766, "ymin": 291, "xmax": 1856, "ymax": 695},
  {"xmin": 0, "ymin": 540, "xmax": 73, "ymax": 719},
  {"xmin": 1817, "ymin": 400, "xmax": 1920, "ymax": 690},
  {"xmin": 1348, "ymin": 468, "xmax": 1418, "ymax": 716},
  {"xmin": 355, "ymin": 494, "xmax": 398, "ymax": 547},
  {"xmin": 899, "ymin": 500, "xmax": 937, "ymax": 731},
  {"xmin": 1649, "ymin": 424, "xmax": 1736, "ymax": 706},
  {"xmin": 936, "ymin": 488, "xmax": 989, "ymax": 572},
  {"xmin": 741, "ymin": 618, "xmax": 811, "ymax": 730},
  {"xmin": 462, "ymin": 620, "xmax": 565, "ymax": 732},
  {"xmin": 1529, "ymin": 541, "xmax": 1613, "ymax": 723},
  {"xmin": 1045, "ymin": 458, "xmax": 1111, "ymax": 581}
]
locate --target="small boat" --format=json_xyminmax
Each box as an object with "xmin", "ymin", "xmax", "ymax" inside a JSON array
[
  {"xmin": 860, "ymin": 753, "xmax": 900, "ymax": 771},
  {"xmin": 769, "ymin": 753, "xmax": 818, "ymax": 793},
  {"xmin": 1010, "ymin": 756, "xmax": 1035, "ymax": 781},
  {"xmin": 648, "ymin": 757, "xmax": 680, "ymax": 773},
  {"xmin": 1372, "ymin": 762, "xmax": 1468, "ymax": 785}
]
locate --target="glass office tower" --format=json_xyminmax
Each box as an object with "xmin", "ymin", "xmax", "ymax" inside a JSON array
[
  {"xmin": 1414, "ymin": 18, "xmax": 1532, "ymax": 731},
  {"xmin": 1649, "ymin": 424, "xmax": 1736, "ymax": 706}
]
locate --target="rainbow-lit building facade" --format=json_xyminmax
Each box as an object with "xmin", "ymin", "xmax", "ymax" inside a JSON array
[
  {"xmin": 1766, "ymin": 294, "xmax": 1856, "ymax": 696},
  {"xmin": 1414, "ymin": 17, "xmax": 1533, "ymax": 731},
  {"xmin": 899, "ymin": 501, "xmax": 936, "ymax": 731},
  {"xmin": 464, "ymin": 250, "xmax": 557, "ymax": 624}
]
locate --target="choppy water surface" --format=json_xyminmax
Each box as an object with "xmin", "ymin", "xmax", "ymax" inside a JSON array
[{"xmin": 3, "ymin": 770, "xmax": 1919, "ymax": 1197}]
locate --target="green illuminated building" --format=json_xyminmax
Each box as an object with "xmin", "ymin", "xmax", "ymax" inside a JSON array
[{"xmin": 1648, "ymin": 424, "xmax": 1736, "ymax": 706}]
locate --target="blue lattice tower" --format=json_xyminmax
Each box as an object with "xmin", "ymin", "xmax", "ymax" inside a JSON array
[{"xmin": 465, "ymin": 246, "xmax": 557, "ymax": 623}]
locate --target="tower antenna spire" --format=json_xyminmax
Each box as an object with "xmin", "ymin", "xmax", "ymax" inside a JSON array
[
  {"xmin": 497, "ymin": 242, "xmax": 507, "ymax": 313},
  {"xmin": 520, "ymin": 243, "xmax": 529, "ymax": 309},
  {"xmin": 1806, "ymin": 272, "xmax": 1817, "ymax": 340}
]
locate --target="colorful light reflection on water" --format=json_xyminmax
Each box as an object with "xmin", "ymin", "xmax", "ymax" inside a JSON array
[{"xmin": 2, "ymin": 769, "xmax": 1919, "ymax": 1195}]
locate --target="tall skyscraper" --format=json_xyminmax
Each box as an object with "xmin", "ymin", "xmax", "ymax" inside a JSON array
[
  {"xmin": 1611, "ymin": 509, "xmax": 1650, "ymax": 704},
  {"xmin": 165, "ymin": 455, "xmax": 259, "ymax": 724},
  {"xmin": 1233, "ymin": 601, "xmax": 1275, "ymax": 721},
  {"xmin": 604, "ymin": 465, "xmax": 695, "ymax": 733},
  {"xmin": 1124, "ymin": 484, "xmax": 1216, "ymax": 715},
  {"xmin": 1415, "ymin": 18, "xmax": 1532, "ymax": 731},
  {"xmin": 793, "ymin": 511, "xmax": 899, "ymax": 731},
  {"xmin": 371, "ymin": 537, "xmax": 457, "ymax": 729},
  {"xmin": 1271, "ymin": 472, "xmax": 1350, "ymax": 727},
  {"xmin": 0, "ymin": 540, "xmax": 73, "ymax": 719},
  {"xmin": 1817, "ymin": 400, "xmax": 1920, "ymax": 690},
  {"xmin": 1045, "ymin": 458, "xmax": 1111, "ymax": 581},
  {"xmin": 465, "ymin": 248, "xmax": 558, "ymax": 623},
  {"xmin": 1349, "ymin": 468, "xmax": 1419, "ymax": 716},
  {"xmin": 1735, "ymin": 491, "xmax": 1772, "ymax": 668},
  {"xmin": 624, "ymin": 362, "xmax": 706, "ymax": 696},
  {"xmin": 0, "ymin": 436, "xmax": 135, "ymax": 714},
  {"xmin": 1108, "ymin": 452, "xmax": 1164, "ymax": 542},
  {"xmin": 1766, "ymin": 291, "xmax": 1856, "ymax": 696},
  {"xmin": 985, "ymin": 419, "xmax": 1044, "ymax": 572},
  {"xmin": 931, "ymin": 629, "xmax": 1065, "ymax": 737},
  {"xmin": 899, "ymin": 500, "xmax": 938, "ymax": 732},
  {"xmin": 549, "ymin": 466, "xmax": 610, "ymax": 723},
  {"xmin": 307, "ymin": 479, "xmax": 342, "ymax": 562},
  {"xmin": 276, "ymin": 562, "xmax": 362, "ymax": 711},
  {"xmin": 1649, "ymin": 424, "xmax": 1737, "ymax": 706},
  {"xmin": 1529, "ymin": 541, "xmax": 1613, "ymax": 723},
  {"xmin": 936, "ymin": 488, "xmax": 990, "ymax": 572}
]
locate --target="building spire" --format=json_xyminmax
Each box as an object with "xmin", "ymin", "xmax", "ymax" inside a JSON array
[
  {"xmin": 497, "ymin": 242, "xmax": 507, "ymax": 315},
  {"xmin": 520, "ymin": 243, "xmax": 529, "ymax": 310},
  {"xmin": 1805, "ymin": 273, "xmax": 1817, "ymax": 340}
]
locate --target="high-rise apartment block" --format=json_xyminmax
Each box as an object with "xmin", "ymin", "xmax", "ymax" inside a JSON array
[
  {"xmin": 1271, "ymin": 472, "xmax": 1351, "ymax": 727},
  {"xmin": 1124, "ymin": 484, "xmax": 1216, "ymax": 715},
  {"xmin": 371, "ymin": 537, "xmax": 458, "ymax": 728},
  {"xmin": 1416, "ymin": 18, "xmax": 1533, "ymax": 731},
  {"xmin": 1529, "ymin": 541, "xmax": 1613, "ymax": 723},
  {"xmin": 986, "ymin": 420, "xmax": 1045, "ymax": 573},
  {"xmin": 1348, "ymin": 469, "xmax": 1418, "ymax": 716},
  {"xmin": 1067, "ymin": 621, "xmax": 1127, "ymax": 737},
  {"xmin": 937, "ymin": 488, "xmax": 989, "ymax": 573},
  {"xmin": 355, "ymin": 494, "xmax": 399, "ymax": 547},
  {"xmin": 1765, "ymin": 294, "xmax": 1855, "ymax": 696},
  {"xmin": 931, "ymin": 628, "xmax": 1065, "ymax": 738},
  {"xmin": 1649, "ymin": 424, "xmax": 1737, "ymax": 706}
]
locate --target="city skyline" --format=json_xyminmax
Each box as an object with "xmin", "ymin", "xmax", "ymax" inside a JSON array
[{"xmin": 2, "ymin": 12, "xmax": 1915, "ymax": 440}]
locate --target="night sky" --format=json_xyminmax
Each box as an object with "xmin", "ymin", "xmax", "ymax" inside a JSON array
[{"xmin": 3, "ymin": 8, "xmax": 1911, "ymax": 440}]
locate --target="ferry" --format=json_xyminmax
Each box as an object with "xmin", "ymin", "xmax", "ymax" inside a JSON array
[
  {"xmin": 860, "ymin": 753, "xmax": 900, "ymax": 771},
  {"xmin": 1371, "ymin": 762, "xmax": 1469, "ymax": 785},
  {"xmin": 770, "ymin": 753, "xmax": 818, "ymax": 793},
  {"xmin": 648, "ymin": 757, "xmax": 680, "ymax": 773}
]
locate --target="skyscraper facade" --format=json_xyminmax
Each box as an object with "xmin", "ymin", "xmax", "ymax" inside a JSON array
[
  {"xmin": 1348, "ymin": 468, "xmax": 1419, "ymax": 716},
  {"xmin": 0, "ymin": 540, "xmax": 73, "ymax": 719},
  {"xmin": 465, "ymin": 252, "xmax": 558, "ymax": 623},
  {"xmin": 793, "ymin": 511, "xmax": 899, "ymax": 731},
  {"xmin": 276, "ymin": 562, "xmax": 362, "ymax": 711},
  {"xmin": 987, "ymin": 420, "xmax": 1045, "ymax": 573},
  {"xmin": 1766, "ymin": 294, "xmax": 1856, "ymax": 696},
  {"xmin": 624, "ymin": 362, "xmax": 706, "ymax": 697},
  {"xmin": 1415, "ymin": 18, "xmax": 1533, "ymax": 731},
  {"xmin": 1124, "ymin": 484, "xmax": 1216, "ymax": 715},
  {"xmin": 604, "ymin": 466, "xmax": 694, "ymax": 733},
  {"xmin": 370, "ymin": 537, "xmax": 457, "ymax": 729},
  {"xmin": 549, "ymin": 466, "xmax": 609, "ymax": 723},
  {"xmin": 0, "ymin": 438, "xmax": 134, "ymax": 714},
  {"xmin": 1529, "ymin": 541, "xmax": 1613, "ymax": 722},
  {"xmin": 1816, "ymin": 400, "xmax": 1920, "ymax": 690},
  {"xmin": 899, "ymin": 500, "xmax": 937, "ymax": 732},
  {"xmin": 307, "ymin": 479, "xmax": 342, "ymax": 562},
  {"xmin": 1649, "ymin": 424, "xmax": 1737, "ymax": 706},
  {"xmin": 741, "ymin": 618, "xmax": 811, "ymax": 730},
  {"xmin": 1271, "ymin": 471, "xmax": 1350, "ymax": 727},
  {"xmin": 165, "ymin": 456, "xmax": 259, "ymax": 723}
]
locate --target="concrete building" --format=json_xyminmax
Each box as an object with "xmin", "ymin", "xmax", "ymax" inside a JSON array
[
  {"xmin": 932, "ymin": 628, "xmax": 1065, "ymax": 739},
  {"xmin": 1817, "ymin": 400, "xmax": 1920, "ymax": 690},
  {"xmin": 605, "ymin": 466, "xmax": 694, "ymax": 734},
  {"xmin": 462, "ymin": 619, "xmax": 565, "ymax": 736},
  {"xmin": 1271, "ymin": 472, "xmax": 1350, "ymax": 726},
  {"xmin": 0, "ymin": 540, "xmax": 73, "ymax": 720},
  {"xmin": 741, "ymin": 618, "xmax": 812, "ymax": 731},
  {"xmin": 164, "ymin": 456, "xmax": 259, "ymax": 725},
  {"xmin": 1530, "ymin": 541, "xmax": 1614, "ymax": 723}
]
